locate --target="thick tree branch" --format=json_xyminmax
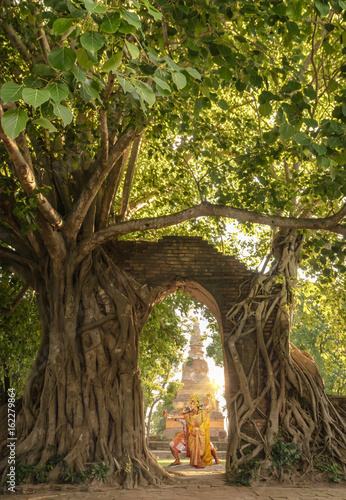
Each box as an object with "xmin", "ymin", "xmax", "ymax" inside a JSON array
[
  {"xmin": 119, "ymin": 134, "xmax": 143, "ymax": 221},
  {"xmin": 6, "ymin": 261, "xmax": 34, "ymax": 288},
  {"xmin": 103, "ymin": 72, "xmax": 115, "ymax": 101},
  {"xmin": 16, "ymin": 132, "xmax": 34, "ymax": 171},
  {"xmin": 0, "ymin": 246, "xmax": 37, "ymax": 268},
  {"xmin": 35, "ymin": 212, "xmax": 66, "ymax": 263},
  {"xmin": 1, "ymin": 23, "xmax": 33, "ymax": 63},
  {"xmin": 76, "ymin": 202, "xmax": 346, "ymax": 262},
  {"xmin": 0, "ymin": 109, "xmax": 64, "ymax": 229},
  {"xmin": 51, "ymin": 160, "xmax": 73, "ymax": 213},
  {"xmin": 302, "ymin": 12, "xmax": 333, "ymax": 72},
  {"xmin": 63, "ymin": 126, "xmax": 138, "ymax": 240},
  {"xmin": 37, "ymin": 27, "xmax": 50, "ymax": 65},
  {"xmin": 97, "ymin": 149, "xmax": 130, "ymax": 230},
  {"xmin": 0, "ymin": 224, "xmax": 35, "ymax": 258},
  {"xmin": 100, "ymin": 109, "xmax": 109, "ymax": 165},
  {"xmin": 127, "ymin": 190, "xmax": 159, "ymax": 218}
]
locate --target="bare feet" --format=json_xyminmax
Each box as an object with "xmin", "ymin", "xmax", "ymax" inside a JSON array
[{"xmin": 170, "ymin": 459, "xmax": 181, "ymax": 466}]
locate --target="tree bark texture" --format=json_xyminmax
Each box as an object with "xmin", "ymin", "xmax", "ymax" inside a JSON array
[
  {"xmin": 224, "ymin": 229, "xmax": 346, "ymax": 475},
  {"xmin": 0, "ymin": 250, "xmax": 171, "ymax": 488}
]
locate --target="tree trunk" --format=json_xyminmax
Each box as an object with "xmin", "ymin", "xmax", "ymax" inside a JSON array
[
  {"xmin": 0, "ymin": 249, "xmax": 172, "ymax": 488},
  {"xmin": 224, "ymin": 229, "xmax": 346, "ymax": 476}
]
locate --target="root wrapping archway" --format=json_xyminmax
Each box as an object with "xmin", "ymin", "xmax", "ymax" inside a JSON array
[
  {"xmin": 107, "ymin": 236, "xmax": 273, "ymax": 454},
  {"xmin": 107, "ymin": 234, "xmax": 346, "ymax": 473}
]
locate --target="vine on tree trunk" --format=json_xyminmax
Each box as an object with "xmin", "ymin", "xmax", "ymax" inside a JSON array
[
  {"xmin": 0, "ymin": 250, "xmax": 173, "ymax": 488},
  {"xmin": 224, "ymin": 230, "xmax": 346, "ymax": 477}
]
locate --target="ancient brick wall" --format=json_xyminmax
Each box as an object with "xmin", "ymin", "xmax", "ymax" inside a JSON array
[
  {"xmin": 106, "ymin": 235, "xmax": 275, "ymax": 402},
  {"xmin": 108, "ymin": 235, "xmax": 257, "ymax": 331}
]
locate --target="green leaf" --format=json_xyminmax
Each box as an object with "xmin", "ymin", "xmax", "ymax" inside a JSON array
[
  {"xmin": 258, "ymin": 102, "xmax": 272, "ymax": 117},
  {"xmin": 80, "ymin": 31, "xmax": 105, "ymax": 53},
  {"xmin": 153, "ymin": 77, "xmax": 171, "ymax": 92},
  {"xmin": 53, "ymin": 103, "xmax": 73, "ymax": 125},
  {"xmin": 339, "ymin": 0, "xmax": 346, "ymax": 8},
  {"xmin": 102, "ymin": 52, "xmax": 123, "ymax": 72},
  {"xmin": 134, "ymin": 81, "xmax": 156, "ymax": 106},
  {"xmin": 235, "ymin": 80, "xmax": 246, "ymax": 92},
  {"xmin": 49, "ymin": 47, "xmax": 76, "ymax": 71},
  {"xmin": 172, "ymin": 72, "xmax": 187, "ymax": 90},
  {"xmin": 82, "ymin": 82, "xmax": 100, "ymax": 99},
  {"xmin": 184, "ymin": 67, "xmax": 201, "ymax": 80},
  {"xmin": 330, "ymin": 120, "xmax": 344, "ymax": 134},
  {"xmin": 249, "ymin": 73, "xmax": 263, "ymax": 88},
  {"xmin": 328, "ymin": 136, "xmax": 341, "ymax": 148},
  {"xmin": 315, "ymin": 0, "xmax": 330, "ymax": 16},
  {"xmin": 125, "ymin": 41, "xmax": 140, "ymax": 59},
  {"xmin": 22, "ymin": 88, "xmax": 51, "ymax": 107},
  {"xmin": 52, "ymin": 18, "xmax": 75, "ymax": 35},
  {"xmin": 0, "ymin": 82, "xmax": 24, "ymax": 103},
  {"xmin": 100, "ymin": 13, "xmax": 121, "ymax": 33},
  {"xmin": 23, "ymin": 76, "xmax": 43, "ymax": 88},
  {"xmin": 155, "ymin": 84, "xmax": 170, "ymax": 97},
  {"xmin": 47, "ymin": 82, "xmax": 69, "ymax": 103},
  {"xmin": 263, "ymin": 131, "xmax": 279, "ymax": 144},
  {"xmin": 294, "ymin": 132, "xmax": 311, "ymax": 146},
  {"xmin": 142, "ymin": 0, "xmax": 162, "ymax": 20},
  {"xmin": 219, "ymin": 67, "xmax": 233, "ymax": 82},
  {"xmin": 71, "ymin": 65, "xmax": 87, "ymax": 82},
  {"xmin": 281, "ymin": 80, "xmax": 301, "ymax": 93},
  {"xmin": 118, "ymin": 20, "xmax": 136, "ymax": 34},
  {"xmin": 279, "ymin": 123, "xmax": 295, "ymax": 140},
  {"xmin": 1, "ymin": 109, "xmax": 28, "ymax": 139},
  {"xmin": 121, "ymin": 9, "xmax": 141, "ymax": 29},
  {"xmin": 313, "ymin": 143, "xmax": 327, "ymax": 155},
  {"xmin": 116, "ymin": 75, "xmax": 135, "ymax": 93},
  {"xmin": 77, "ymin": 48, "xmax": 94, "ymax": 70},
  {"xmin": 32, "ymin": 63, "xmax": 55, "ymax": 77},
  {"xmin": 317, "ymin": 155, "xmax": 330, "ymax": 168},
  {"xmin": 32, "ymin": 117, "xmax": 57, "ymax": 132},
  {"xmin": 303, "ymin": 85, "xmax": 317, "ymax": 99},
  {"xmin": 303, "ymin": 118, "xmax": 318, "ymax": 128},
  {"xmin": 218, "ymin": 99, "xmax": 229, "ymax": 110},
  {"xmin": 83, "ymin": 0, "xmax": 106, "ymax": 14},
  {"xmin": 164, "ymin": 57, "xmax": 180, "ymax": 71}
]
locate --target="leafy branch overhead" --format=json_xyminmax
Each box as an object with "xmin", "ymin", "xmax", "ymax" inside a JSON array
[{"xmin": 0, "ymin": 0, "xmax": 345, "ymax": 276}]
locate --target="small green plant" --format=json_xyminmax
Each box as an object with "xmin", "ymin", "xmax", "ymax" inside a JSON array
[
  {"xmin": 91, "ymin": 462, "xmax": 110, "ymax": 483},
  {"xmin": 33, "ymin": 462, "xmax": 49, "ymax": 484},
  {"xmin": 15, "ymin": 459, "xmax": 34, "ymax": 484},
  {"xmin": 61, "ymin": 467, "xmax": 91, "ymax": 484},
  {"xmin": 314, "ymin": 456, "xmax": 346, "ymax": 483},
  {"xmin": 227, "ymin": 461, "xmax": 259, "ymax": 486},
  {"xmin": 271, "ymin": 440, "xmax": 300, "ymax": 469}
]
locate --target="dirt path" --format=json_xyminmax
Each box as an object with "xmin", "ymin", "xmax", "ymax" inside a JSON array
[{"xmin": 3, "ymin": 466, "xmax": 346, "ymax": 499}]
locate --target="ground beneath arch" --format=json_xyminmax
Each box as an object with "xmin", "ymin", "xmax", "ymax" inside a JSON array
[{"xmin": 4, "ymin": 468, "xmax": 346, "ymax": 500}]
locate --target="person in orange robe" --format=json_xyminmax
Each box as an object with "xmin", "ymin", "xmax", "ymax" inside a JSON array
[{"xmin": 164, "ymin": 393, "xmax": 216, "ymax": 468}]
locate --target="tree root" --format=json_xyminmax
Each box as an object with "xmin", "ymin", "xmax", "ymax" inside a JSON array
[{"xmin": 224, "ymin": 230, "xmax": 346, "ymax": 475}]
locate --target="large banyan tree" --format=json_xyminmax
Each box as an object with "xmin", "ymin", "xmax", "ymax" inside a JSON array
[{"xmin": 1, "ymin": 0, "xmax": 345, "ymax": 487}]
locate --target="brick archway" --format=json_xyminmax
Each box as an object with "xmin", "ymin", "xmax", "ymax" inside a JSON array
[
  {"xmin": 105, "ymin": 235, "xmax": 346, "ymax": 472},
  {"xmin": 107, "ymin": 236, "xmax": 273, "ymax": 401}
]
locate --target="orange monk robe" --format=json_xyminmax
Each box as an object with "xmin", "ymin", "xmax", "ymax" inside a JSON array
[{"xmin": 185, "ymin": 409, "xmax": 212, "ymax": 467}]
